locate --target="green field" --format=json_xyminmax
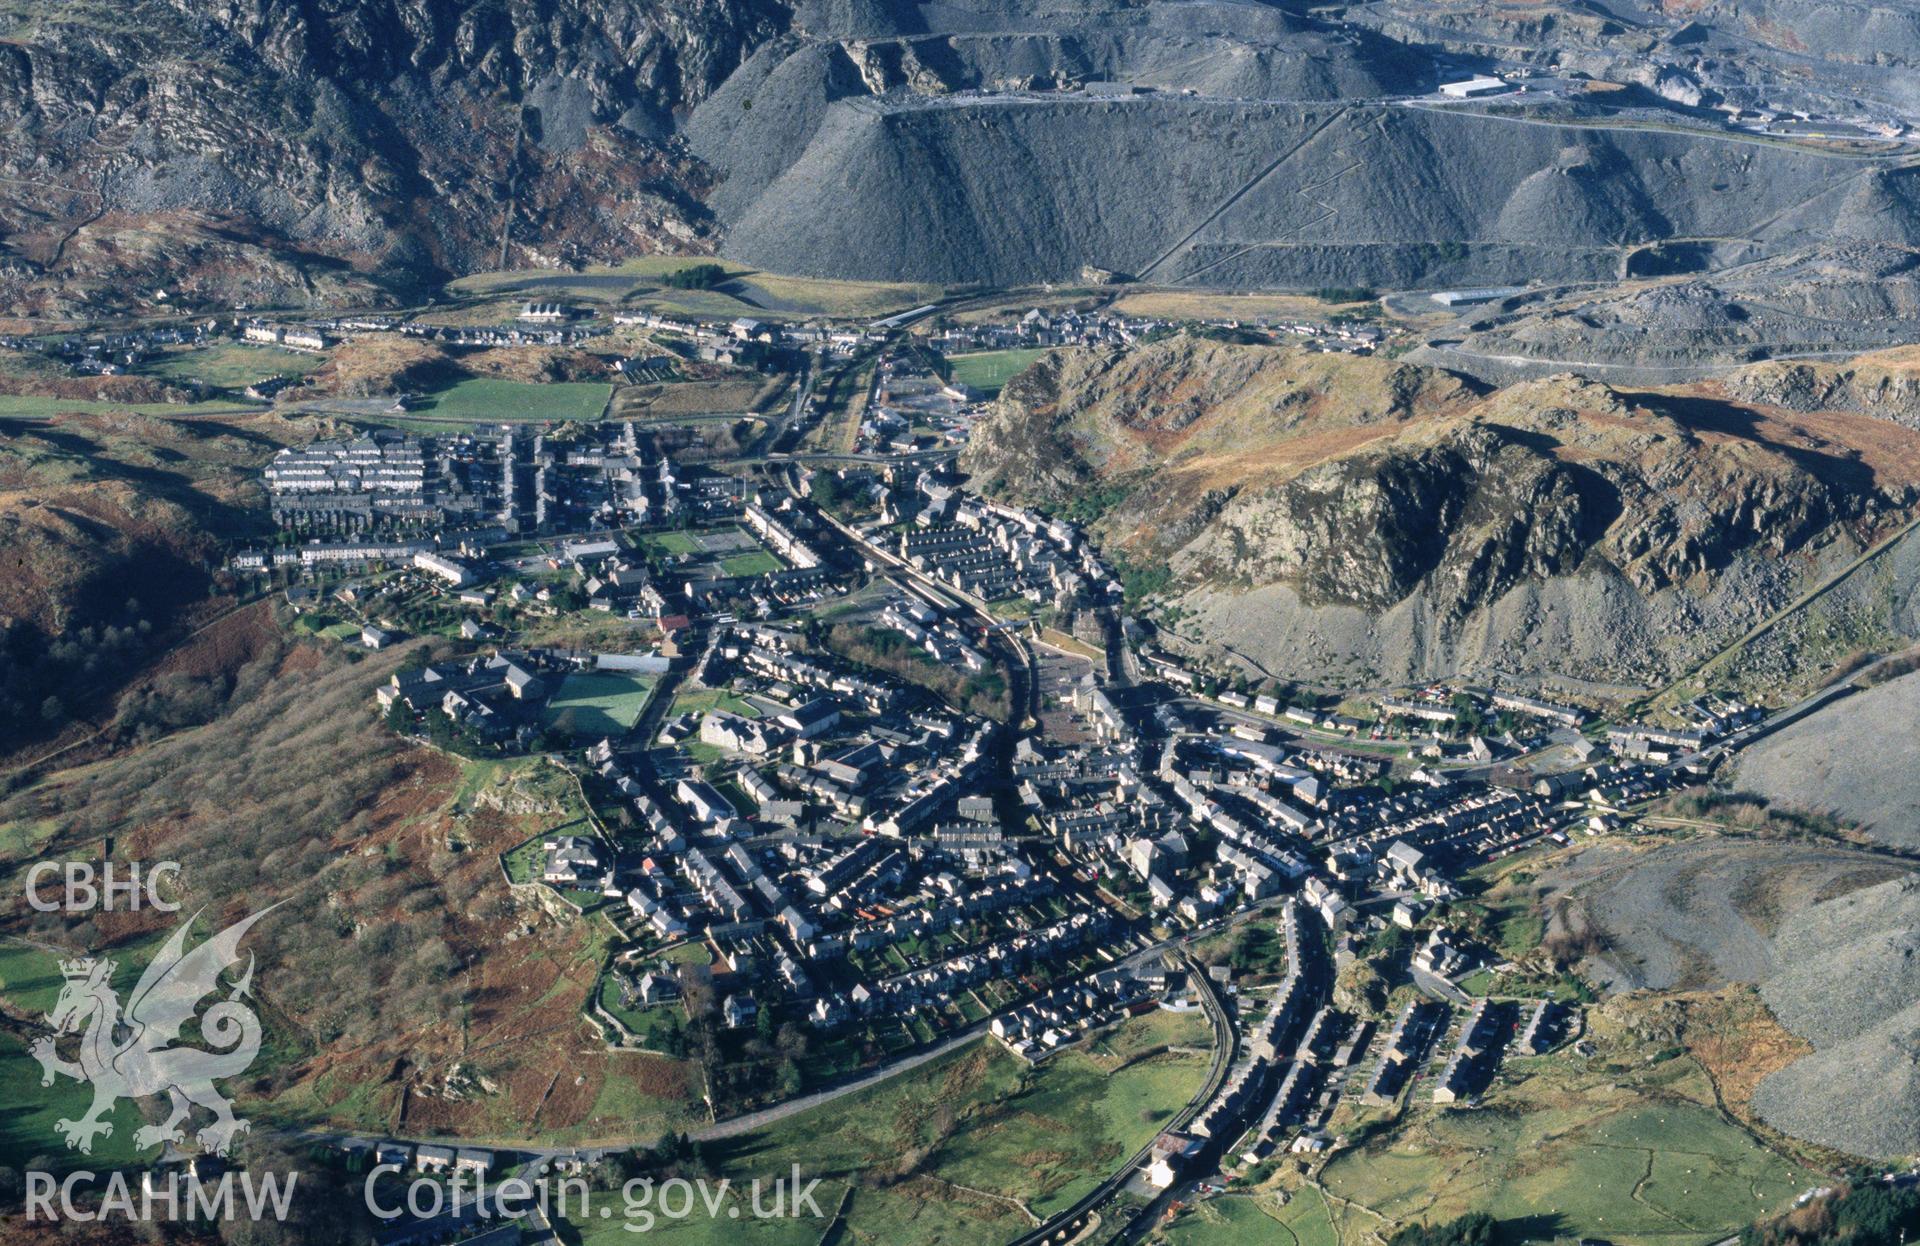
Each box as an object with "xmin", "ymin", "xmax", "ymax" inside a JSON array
[
  {"xmin": 1152, "ymin": 988, "xmax": 1819, "ymax": 1246},
  {"xmin": 543, "ymin": 671, "xmax": 659, "ymax": 738},
  {"xmin": 638, "ymin": 529, "xmax": 713, "ymax": 559},
  {"xmin": 946, "ymin": 347, "xmax": 1051, "ymax": 398},
  {"xmin": 1320, "ymin": 1098, "xmax": 1797, "ymax": 1244},
  {"xmin": 1178, "ymin": 1105, "xmax": 1807, "ymax": 1246},
  {"xmin": 677, "ymin": 740, "xmax": 731, "ymax": 766},
  {"xmin": 562, "ymin": 1011, "xmax": 1214, "ymax": 1245},
  {"xmin": 1163, "ymin": 1189, "xmax": 1339, "ymax": 1246},
  {"xmin": 291, "ymin": 613, "xmax": 364, "ymax": 643},
  {"xmin": 143, "ymin": 342, "xmax": 322, "ymax": 388},
  {"xmin": 1272, "ymin": 1186, "xmax": 1342, "ymax": 1246},
  {"xmin": 1311, "ymin": 1062, "xmax": 1811, "ymax": 1246},
  {"xmin": 719, "ymin": 550, "xmax": 782, "ymax": 578},
  {"xmin": 662, "ymin": 941, "xmax": 713, "ymax": 967},
  {"xmin": 634, "ymin": 526, "xmax": 779, "ymax": 577},
  {"xmin": 0, "ymin": 1032, "xmax": 150, "ymax": 1170},
  {"xmin": 0, "ymin": 936, "xmax": 184, "ymax": 1170},
  {"xmin": 410, "ymin": 377, "xmax": 613, "ymax": 424},
  {"xmin": 1457, "ymin": 967, "xmax": 1500, "ymax": 997}
]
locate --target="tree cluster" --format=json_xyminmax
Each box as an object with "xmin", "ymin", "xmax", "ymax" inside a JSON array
[
  {"xmin": 1745, "ymin": 1184, "xmax": 1920, "ymax": 1246},
  {"xmin": 663, "ymin": 263, "xmax": 730, "ymax": 290},
  {"xmin": 1388, "ymin": 1213, "xmax": 1499, "ymax": 1246}
]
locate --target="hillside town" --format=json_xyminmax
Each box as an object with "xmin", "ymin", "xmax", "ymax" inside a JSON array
[
  {"xmin": 3, "ymin": 261, "xmax": 1852, "ymax": 1246},
  {"xmin": 3, "ymin": 266, "xmax": 1888, "ymax": 1246},
  {"xmin": 72, "ymin": 245, "xmax": 1839, "ymax": 1246},
  {"xmin": 230, "ymin": 404, "xmax": 1758, "ymax": 1238},
  {"xmin": 20, "ymin": 0, "xmax": 1920, "ymax": 1237}
]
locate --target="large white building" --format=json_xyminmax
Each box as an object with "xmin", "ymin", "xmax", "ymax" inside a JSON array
[
  {"xmin": 414, "ymin": 551, "xmax": 474, "ymax": 587},
  {"xmin": 1438, "ymin": 75, "xmax": 1507, "ymax": 98}
]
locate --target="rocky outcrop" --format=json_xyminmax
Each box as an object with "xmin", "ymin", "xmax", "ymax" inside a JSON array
[
  {"xmin": 1720, "ymin": 346, "xmax": 1920, "ymax": 429},
  {"xmin": 1184, "ymin": 425, "xmax": 1598, "ymax": 613},
  {"xmin": 964, "ymin": 336, "xmax": 1919, "ymax": 684}
]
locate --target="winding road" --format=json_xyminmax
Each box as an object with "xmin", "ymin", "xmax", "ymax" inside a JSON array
[{"xmin": 693, "ymin": 1023, "xmax": 992, "ymax": 1141}]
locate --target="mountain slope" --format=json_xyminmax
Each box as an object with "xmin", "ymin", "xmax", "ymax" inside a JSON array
[
  {"xmin": 8, "ymin": 0, "xmax": 1920, "ymax": 305},
  {"xmin": 0, "ymin": 0, "xmax": 787, "ymax": 314},
  {"xmin": 702, "ymin": 87, "xmax": 1920, "ymax": 288},
  {"xmin": 0, "ymin": 411, "xmax": 285, "ymax": 752}
]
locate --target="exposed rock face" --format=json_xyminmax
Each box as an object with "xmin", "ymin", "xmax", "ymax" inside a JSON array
[
  {"xmin": 1190, "ymin": 425, "xmax": 1597, "ymax": 613},
  {"xmin": 963, "ymin": 335, "xmax": 1919, "ymax": 684}
]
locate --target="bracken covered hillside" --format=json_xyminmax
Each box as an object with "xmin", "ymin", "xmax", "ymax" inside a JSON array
[
  {"xmin": 0, "ymin": 636, "xmax": 698, "ymax": 1152},
  {"xmin": 962, "ymin": 334, "xmax": 1920, "ymax": 685},
  {"xmin": 0, "ymin": 411, "xmax": 288, "ymax": 752}
]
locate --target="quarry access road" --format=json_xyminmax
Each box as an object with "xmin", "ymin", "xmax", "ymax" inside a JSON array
[
  {"xmin": 1136, "ymin": 105, "xmax": 1352, "ymax": 281},
  {"xmin": 1417, "ymin": 340, "xmax": 1872, "ymax": 381},
  {"xmin": 1393, "ymin": 98, "xmax": 1920, "ymax": 159},
  {"xmin": 862, "ymin": 85, "xmax": 1917, "ymax": 161}
]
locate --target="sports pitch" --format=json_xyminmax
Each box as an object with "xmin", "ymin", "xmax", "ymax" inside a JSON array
[{"xmin": 542, "ymin": 671, "xmax": 658, "ymax": 738}]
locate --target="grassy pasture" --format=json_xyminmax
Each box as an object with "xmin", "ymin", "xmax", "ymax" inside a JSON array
[
  {"xmin": 410, "ymin": 377, "xmax": 612, "ymax": 424},
  {"xmin": 719, "ymin": 550, "xmax": 781, "ymax": 578},
  {"xmin": 1307, "ymin": 1060, "xmax": 1811, "ymax": 1246},
  {"xmin": 562, "ymin": 1009, "xmax": 1215, "ymax": 1245},
  {"xmin": 142, "ymin": 342, "xmax": 322, "ymax": 389}
]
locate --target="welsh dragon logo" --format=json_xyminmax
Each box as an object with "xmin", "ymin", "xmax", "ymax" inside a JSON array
[{"xmin": 29, "ymin": 904, "xmax": 277, "ymax": 1156}]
